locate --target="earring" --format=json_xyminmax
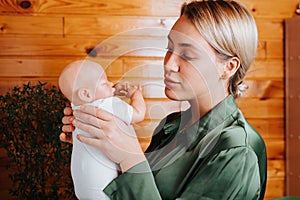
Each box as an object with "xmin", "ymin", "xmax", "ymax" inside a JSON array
[{"xmin": 220, "ymin": 74, "xmax": 226, "ymax": 80}]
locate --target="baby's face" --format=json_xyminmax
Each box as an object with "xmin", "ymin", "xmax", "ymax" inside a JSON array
[{"xmin": 94, "ymin": 73, "xmax": 115, "ymax": 100}]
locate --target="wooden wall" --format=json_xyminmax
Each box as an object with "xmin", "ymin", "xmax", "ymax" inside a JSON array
[{"xmin": 0, "ymin": 0, "xmax": 299, "ymax": 199}]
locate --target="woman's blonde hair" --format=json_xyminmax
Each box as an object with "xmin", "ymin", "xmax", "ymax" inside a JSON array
[{"xmin": 181, "ymin": 0, "xmax": 258, "ymax": 98}]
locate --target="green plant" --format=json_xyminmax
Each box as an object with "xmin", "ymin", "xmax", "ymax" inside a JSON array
[{"xmin": 0, "ymin": 82, "xmax": 75, "ymax": 199}]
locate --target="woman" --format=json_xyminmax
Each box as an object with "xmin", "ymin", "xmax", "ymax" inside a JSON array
[{"xmin": 61, "ymin": 1, "xmax": 267, "ymax": 199}]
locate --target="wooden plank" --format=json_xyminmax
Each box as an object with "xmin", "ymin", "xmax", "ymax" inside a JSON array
[
  {"xmin": 264, "ymin": 178, "xmax": 285, "ymax": 199},
  {"xmin": 248, "ymin": 119, "xmax": 284, "ymax": 140},
  {"xmin": 237, "ymin": 98, "xmax": 284, "ymax": 119},
  {"xmin": 241, "ymin": 0, "xmax": 299, "ymax": 19},
  {"xmin": 267, "ymin": 159, "xmax": 285, "ymax": 178},
  {"xmin": 267, "ymin": 40, "xmax": 284, "ymax": 59},
  {"xmin": 265, "ymin": 139, "xmax": 285, "ymax": 160},
  {"xmin": 0, "ymin": 36, "xmax": 167, "ymax": 57},
  {"xmin": 256, "ymin": 19, "xmax": 284, "ymax": 40},
  {"xmin": 65, "ymin": 16, "xmax": 175, "ymax": 37},
  {"xmin": 0, "ymin": 0, "xmax": 183, "ymax": 16},
  {"xmin": 247, "ymin": 59, "xmax": 283, "ymax": 80},
  {"xmin": 0, "ymin": 37, "xmax": 100, "ymax": 56},
  {"xmin": 265, "ymin": 161, "xmax": 285, "ymax": 198},
  {"xmin": 0, "ymin": 57, "xmax": 123, "ymax": 77},
  {"xmin": 0, "ymin": 15, "xmax": 62, "ymax": 35},
  {"xmin": 244, "ymin": 80, "xmax": 283, "ymax": 98},
  {"xmin": 256, "ymin": 41, "xmax": 267, "ymax": 59}
]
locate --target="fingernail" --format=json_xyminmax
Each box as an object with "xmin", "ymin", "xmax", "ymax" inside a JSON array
[{"xmin": 69, "ymin": 116, "xmax": 74, "ymax": 122}]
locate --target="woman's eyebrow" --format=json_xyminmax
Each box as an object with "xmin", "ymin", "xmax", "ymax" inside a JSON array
[{"xmin": 168, "ymin": 34, "xmax": 200, "ymax": 50}]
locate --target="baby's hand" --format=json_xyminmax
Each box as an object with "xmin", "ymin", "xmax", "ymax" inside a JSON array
[{"xmin": 114, "ymin": 82, "xmax": 139, "ymax": 98}]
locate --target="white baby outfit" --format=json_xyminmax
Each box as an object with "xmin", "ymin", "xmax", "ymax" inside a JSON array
[{"xmin": 71, "ymin": 97, "xmax": 133, "ymax": 200}]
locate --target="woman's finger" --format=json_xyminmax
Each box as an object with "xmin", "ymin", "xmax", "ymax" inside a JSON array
[
  {"xmin": 59, "ymin": 132, "xmax": 73, "ymax": 144},
  {"xmin": 63, "ymin": 107, "xmax": 73, "ymax": 115},
  {"xmin": 62, "ymin": 116, "xmax": 74, "ymax": 125},
  {"xmin": 80, "ymin": 105, "xmax": 113, "ymax": 121},
  {"xmin": 62, "ymin": 124, "xmax": 75, "ymax": 133},
  {"xmin": 76, "ymin": 134, "xmax": 102, "ymax": 149},
  {"xmin": 73, "ymin": 119, "xmax": 104, "ymax": 139},
  {"xmin": 73, "ymin": 110, "xmax": 105, "ymax": 130}
]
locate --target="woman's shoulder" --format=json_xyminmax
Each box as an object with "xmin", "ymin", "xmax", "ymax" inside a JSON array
[{"xmin": 212, "ymin": 116, "xmax": 267, "ymax": 171}]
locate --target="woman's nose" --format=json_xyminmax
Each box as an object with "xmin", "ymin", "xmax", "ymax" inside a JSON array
[{"xmin": 164, "ymin": 52, "xmax": 180, "ymax": 72}]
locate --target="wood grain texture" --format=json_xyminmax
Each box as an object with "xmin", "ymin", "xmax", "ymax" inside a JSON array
[
  {"xmin": 247, "ymin": 59, "xmax": 284, "ymax": 80},
  {"xmin": 0, "ymin": 15, "xmax": 62, "ymax": 35},
  {"xmin": 237, "ymin": 98, "xmax": 283, "ymax": 118},
  {"xmin": 65, "ymin": 16, "xmax": 176, "ymax": 37}
]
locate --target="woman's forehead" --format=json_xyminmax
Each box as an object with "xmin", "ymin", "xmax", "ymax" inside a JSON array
[{"xmin": 169, "ymin": 16, "xmax": 211, "ymax": 50}]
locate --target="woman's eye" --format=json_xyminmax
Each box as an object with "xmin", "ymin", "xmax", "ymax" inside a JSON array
[{"xmin": 182, "ymin": 54, "xmax": 192, "ymax": 60}]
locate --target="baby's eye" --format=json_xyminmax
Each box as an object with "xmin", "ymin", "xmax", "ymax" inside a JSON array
[{"xmin": 166, "ymin": 46, "xmax": 174, "ymax": 52}]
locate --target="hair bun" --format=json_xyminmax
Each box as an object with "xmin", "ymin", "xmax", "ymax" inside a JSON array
[{"xmin": 237, "ymin": 81, "xmax": 248, "ymax": 97}]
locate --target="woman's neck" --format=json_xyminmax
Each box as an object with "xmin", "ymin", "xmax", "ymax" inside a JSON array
[{"xmin": 187, "ymin": 93, "xmax": 228, "ymax": 128}]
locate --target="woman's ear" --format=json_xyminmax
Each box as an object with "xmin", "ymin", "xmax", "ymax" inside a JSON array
[
  {"xmin": 223, "ymin": 57, "xmax": 240, "ymax": 78},
  {"xmin": 77, "ymin": 88, "xmax": 93, "ymax": 102}
]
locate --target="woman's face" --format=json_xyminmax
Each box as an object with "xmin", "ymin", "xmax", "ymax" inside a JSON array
[{"xmin": 163, "ymin": 15, "xmax": 226, "ymax": 102}]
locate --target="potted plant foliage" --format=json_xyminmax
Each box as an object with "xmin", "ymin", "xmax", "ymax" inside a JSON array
[{"xmin": 0, "ymin": 82, "xmax": 75, "ymax": 199}]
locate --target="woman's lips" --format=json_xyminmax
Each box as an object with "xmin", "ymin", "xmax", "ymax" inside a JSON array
[{"xmin": 164, "ymin": 77, "xmax": 180, "ymax": 87}]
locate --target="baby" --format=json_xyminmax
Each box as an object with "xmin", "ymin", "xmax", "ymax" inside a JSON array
[{"xmin": 58, "ymin": 60, "xmax": 146, "ymax": 199}]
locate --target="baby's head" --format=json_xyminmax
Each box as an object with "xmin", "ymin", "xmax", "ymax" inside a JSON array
[{"xmin": 59, "ymin": 60, "xmax": 114, "ymax": 106}]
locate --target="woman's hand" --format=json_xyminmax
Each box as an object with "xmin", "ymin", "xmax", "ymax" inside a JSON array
[
  {"xmin": 60, "ymin": 107, "xmax": 75, "ymax": 144},
  {"xmin": 73, "ymin": 105, "xmax": 146, "ymax": 173}
]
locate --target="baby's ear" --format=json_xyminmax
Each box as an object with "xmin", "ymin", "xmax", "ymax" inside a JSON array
[{"xmin": 77, "ymin": 88, "xmax": 93, "ymax": 102}]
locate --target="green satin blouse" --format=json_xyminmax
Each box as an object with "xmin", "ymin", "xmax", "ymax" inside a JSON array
[{"xmin": 104, "ymin": 95, "xmax": 267, "ymax": 200}]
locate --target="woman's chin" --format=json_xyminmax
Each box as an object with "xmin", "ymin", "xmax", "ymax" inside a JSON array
[{"xmin": 164, "ymin": 88, "xmax": 180, "ymax": 101}]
